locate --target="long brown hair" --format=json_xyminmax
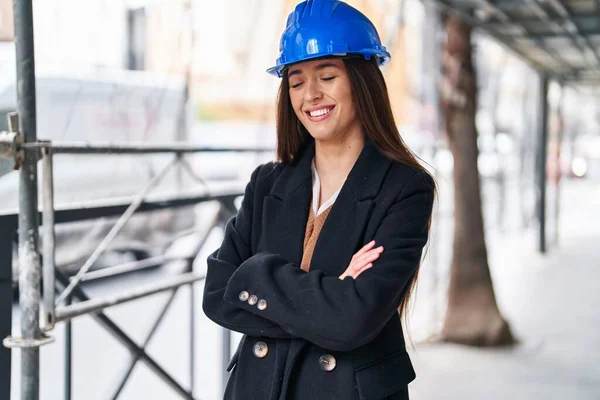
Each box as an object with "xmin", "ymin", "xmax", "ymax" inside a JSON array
[{"xmin": 275, "ymin": 56, "xmax": 436, "ymax": 323}]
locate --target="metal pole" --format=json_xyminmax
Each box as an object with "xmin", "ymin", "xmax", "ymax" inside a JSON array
[
  {"xmin": 221, "ymin": 328, "xmax": 231, "ymax": 396},
  {"xmin": 0, "ymin": 221, "xmax": 15, "ymax": 400},
  {"xmin": 554, "ymin": 87, "xmax": 565, "ymax": 247},
  {"xmin": 537, "ymin": 74, "xmax": 549, "ymax": 254},
  {"xmin": 421, "ymin": 0, "xmax": 442, "ymax": 337},
  {"xmin": 218, "ymin": 202, "xmax": 235, "ymax": 396},
  {"xmin": 64, "ymin": 295, "xmax": 72, "ymax": 400},
  {"xmin": 14, "ymin": 0, "xmax": 41, "ymax": 398},
  {"xmin": 188, "ymin": 261, "xmax": 196, "ymax": 396},
  {"xmin": 42, "ymin": 148, "xmax": 56, "ymax": 331}
]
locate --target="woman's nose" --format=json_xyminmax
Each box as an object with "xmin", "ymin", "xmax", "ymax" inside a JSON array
[{"xmin": 304, "ymin": 80, "xmax": 323, "ymax": 102}]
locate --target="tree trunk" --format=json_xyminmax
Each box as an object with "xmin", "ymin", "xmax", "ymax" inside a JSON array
[{"xmin": 439, "ymin": 13, "xmax": 515, "ymax": 346}]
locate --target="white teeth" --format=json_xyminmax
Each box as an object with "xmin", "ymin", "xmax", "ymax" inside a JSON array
[{"xmin": 309, "ymin": 108, "xmax": 331, "ymax": 117}]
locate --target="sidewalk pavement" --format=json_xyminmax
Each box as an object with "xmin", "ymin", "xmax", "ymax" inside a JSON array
[{"xmin": 408, "ymin": 180, "xmax": 600, "ymax": 400}]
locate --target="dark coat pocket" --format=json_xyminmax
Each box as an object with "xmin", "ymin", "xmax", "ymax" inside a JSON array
[{"xmin": 354, "ymin": 350, "xmax": 416, "ymax": 400}]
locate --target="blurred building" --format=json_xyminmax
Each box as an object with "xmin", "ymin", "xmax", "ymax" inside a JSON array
[
  {"xmin": 1, "ymin": 0, "xmax": 596, "ymax": 140},
  {"xmin": 143, "ymin": 0, "xmax": 419, "ymax": 124},
  {"xmin": 0, "ymin": 0, "xmax": 428, "ymax": 129}
]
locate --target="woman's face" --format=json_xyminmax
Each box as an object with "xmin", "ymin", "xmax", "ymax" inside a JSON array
[{"xmin": 287, "ymin": 58, "xmax": 361, "ymax": 144}]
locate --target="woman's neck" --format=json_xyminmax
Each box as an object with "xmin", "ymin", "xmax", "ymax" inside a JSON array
[{"xmin": 314, "ymin": 132, "xmax": 365, "ymax": 182}]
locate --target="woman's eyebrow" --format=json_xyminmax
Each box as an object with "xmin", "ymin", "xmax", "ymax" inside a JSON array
[
  {"xmin": 313, "ymin": 62, "xmax": 339, "ymax": 71},
  {"xmin": 288, "ymin": 62, "xmax": 340, "ymax": 78}
]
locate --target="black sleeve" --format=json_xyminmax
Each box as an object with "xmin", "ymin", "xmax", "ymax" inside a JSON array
[
  {"xmin": 202, "ymin": 164, "xmax": 295, "ymax": 338},
  {"xmin": 222, "ymin": 171, "xmax": 434, "ymax": 351}
]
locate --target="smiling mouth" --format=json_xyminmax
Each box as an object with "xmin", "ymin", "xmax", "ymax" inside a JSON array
[{"xmin": 306, "ymin": 106, "xmax": 335, "ymax": 120}]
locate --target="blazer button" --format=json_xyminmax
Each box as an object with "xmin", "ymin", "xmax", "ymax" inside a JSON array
[
  {"xmin": 248, "ymin": 295, "xmax": 258, "ymax": 306},
  {"xmin": 238, "ymin": 291, "xmax": 249, "ymax": 302},
  {"xmin": 257, "ymin": 299, "xmax": 267, "ymax": 310},
  {"xmin": 318, "ymin": 354, "xmax": 336, "ymax": 372},
  {"xmin": 253, "ymin": 341, "xmax": 269, "ymax": 358}
]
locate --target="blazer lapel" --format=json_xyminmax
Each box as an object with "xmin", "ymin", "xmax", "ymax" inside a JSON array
[
  {"xmin": 309, "ymin": 139, "xmax": 392, "ymax": 277},
  {"xmin": 261, "ymin": 137, "xmax": 392, "ymax": 276},
  {"xmin": 260, "ymin": 140, "xmax": 314, "ymax": 264}
]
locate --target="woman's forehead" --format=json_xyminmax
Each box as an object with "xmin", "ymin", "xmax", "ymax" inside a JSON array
[{"xmin": 287, "ymin": 58, "xmax": 345, "ymax": 76}]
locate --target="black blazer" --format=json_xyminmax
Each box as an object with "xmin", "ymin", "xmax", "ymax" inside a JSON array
[{"xmin": 202, "ymin": 138, "xmax": 434, "ymax": 400}]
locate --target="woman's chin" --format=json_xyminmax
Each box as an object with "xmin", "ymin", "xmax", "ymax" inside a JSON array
[{"xmin": 307, "ymin": 129, "xmax": 336, "ymax": 142}]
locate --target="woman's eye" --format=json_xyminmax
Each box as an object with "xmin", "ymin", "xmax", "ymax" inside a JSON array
[
  {"xmin": 290, "ymin": 82, "xmax": 303, "ymax": 89},
  {"xmin": 322, "ymin": 76, "xmax": 335, "ymax": 82}
]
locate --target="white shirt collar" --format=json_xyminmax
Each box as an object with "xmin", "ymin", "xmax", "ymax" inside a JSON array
[{"xmin": 311, "ymin": 158, "xmax": 342, "ymax": 216}]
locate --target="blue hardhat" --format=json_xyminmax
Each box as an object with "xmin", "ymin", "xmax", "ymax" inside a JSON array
[{"xmin": 267, "ymin": 0, "xmax": 391, "ymax": 77}]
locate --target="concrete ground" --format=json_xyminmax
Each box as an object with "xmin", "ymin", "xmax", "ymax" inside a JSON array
[{"xmin": 409, "ymin": 179, "xmax": 600, "ymax": 400}]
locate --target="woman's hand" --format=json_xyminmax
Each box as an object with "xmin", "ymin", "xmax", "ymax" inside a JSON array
[{"xmin": 338, "ymin": 240, "xmax": 384, "ymax": 280}]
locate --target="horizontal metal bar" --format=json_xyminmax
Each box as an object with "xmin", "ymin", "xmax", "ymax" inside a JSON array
[
  {"xmin": 466, "ymin": 6, "xmax": 600, "ymax": 35},
  {"xmin": 491, "ymin": 7, "xmax": 600, "ymax": 25},
  {"xmin": 169, "ymin": 226, "xmax": 212, "ymax": 243},
  {"xmin": 78, "ymin": 255, "xmax": 183, "ymax": 282},
  {"xmin": 20, "ymin": 141, "xmax": 274, "ymax": 155},
  {"xmin": 55, "ymin": 272, "xmax": 204, "ymax": 322},
  {"xmin": 525, "ymin": 30, "xmax": 600, "ymax": 38},
  {"xmin": 563, "ymin": 80, "xmax": 600, "ymax": 86},
  {"xmin": 56, "ymin": 157, "xmax": 179, "ymax": 305},
  {"xmin": 1, "ymin": 186, "xmax": 242, "ymax": 224}
]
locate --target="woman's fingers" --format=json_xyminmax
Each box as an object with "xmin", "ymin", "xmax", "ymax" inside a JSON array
[
  {"xmin": 352, "ymin": 240, "xmax": 376, "ymax": 260},
  {"xmin": 347, "ymin": 262, "xmax": 374, "ymax": 280},
  {"xmin": 351, "ymin": 247, "xmax": 383, "ymax": 268},
  {"xmin": 340, "ymin": 246, "xmax": 383, "ymax": 280},
  {"xmin": 354, "ymin": 262, "xmax": 375, "ymax": 278},
  {"xmin": 360, "ymin": 246, "xmax": 383, "ymax": 261}
]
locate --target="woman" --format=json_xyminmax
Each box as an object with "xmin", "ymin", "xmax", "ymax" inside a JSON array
[{"xmin": 202, "ymin": 1, "xmax": 435, "ymax": 399}]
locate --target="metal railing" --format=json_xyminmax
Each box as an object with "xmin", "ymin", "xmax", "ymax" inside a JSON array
[{"xmin": 0, "ymin": 123, "xmax": 273, "ymax": 399}]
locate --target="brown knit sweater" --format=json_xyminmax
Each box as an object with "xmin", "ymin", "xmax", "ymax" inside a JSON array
[{"xmin": 300, "ymin": 200, "xmax": 333, "ymax": 272}]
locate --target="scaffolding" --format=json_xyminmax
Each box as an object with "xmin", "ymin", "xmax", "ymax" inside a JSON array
[{"xmin": 1, "ymin": 118, "xmax": 273, "ymax": 400}]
